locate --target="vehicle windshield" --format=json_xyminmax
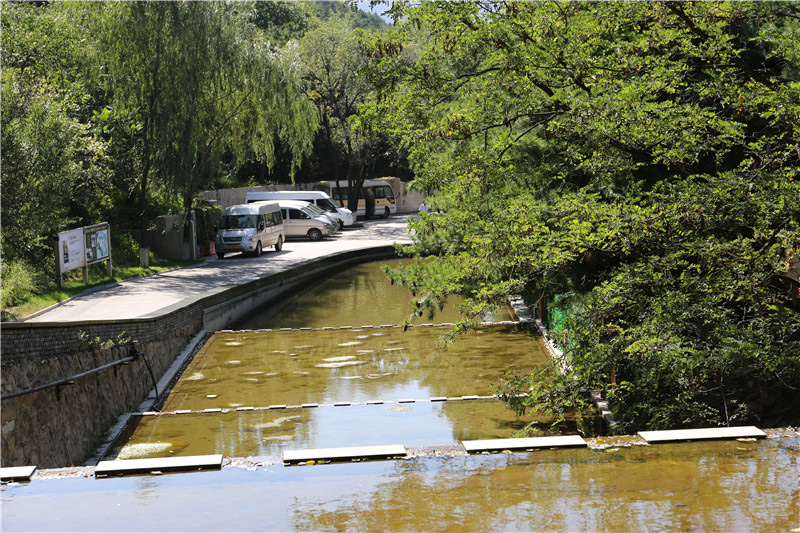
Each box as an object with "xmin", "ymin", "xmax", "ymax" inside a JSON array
[
  {"xmin": 318, "ymin": 198, "xmax": 339, "ymax": 212},
  {"xmin": 219, "ymin": 215, "xmax": 257, "ymax": 229},
  {"xmin": 302, "ymin": 206, "xmax": 323, "ymax": 218},
  {"xmin": 375, "ymin": 185, "xmax": 395, "ymax": 202},
  {"xmin": 303, "ymin": 204, "xmax": 325, "ymax": 217}
]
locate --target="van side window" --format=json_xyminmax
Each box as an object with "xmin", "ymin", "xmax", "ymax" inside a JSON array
[
  {"xmin": 289, "ymin": 209, "xmax": 308, "ymax": 220},
  {"xmin": 272, "ymin": 211, "xmax": 282, "ymax": 225}
]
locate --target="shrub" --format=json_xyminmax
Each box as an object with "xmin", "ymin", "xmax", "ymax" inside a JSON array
[
  {"xmin": 110, "ymin": 232, "xmax": 141, "ymax": 266},
  {"xmin": 192, "ymin": 199, "xmax": 223, "ymax": 244},
  {"xmin": 1, "ymin": 259, "xmax": 42, "ymax": 309}
]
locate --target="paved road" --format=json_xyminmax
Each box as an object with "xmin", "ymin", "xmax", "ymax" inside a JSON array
[{"xmin": 25, "ymin": 216, "xmax": 413, "ymax": 323}]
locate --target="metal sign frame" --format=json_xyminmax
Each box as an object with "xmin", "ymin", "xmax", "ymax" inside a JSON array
[{"xmin": 55, "ymin": 222, "xmax": 113, "ymax": 287}]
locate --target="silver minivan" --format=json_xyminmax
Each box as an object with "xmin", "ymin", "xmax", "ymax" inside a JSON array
[
  {"xmin": 277, "ymin": 200, "xmax": 336, "ymax": 241},
  {"xmin": 215, "ymin": 202, "xmax": 284, "ymax": 259}
]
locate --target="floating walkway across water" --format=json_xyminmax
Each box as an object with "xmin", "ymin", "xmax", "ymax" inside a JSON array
[
  {"xmin": 637, "ymin": 426, "xmax": 766, "ymax": 444},
  {"xmin": 95, "ymin": 454, "xmax": 223, "ymax": 478},
  {"xmin": 8, "ymin": 426, "xmax": 786, "ymax": 480}
]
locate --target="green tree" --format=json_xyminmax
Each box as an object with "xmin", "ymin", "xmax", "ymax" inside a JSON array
[
  {"xmin": 1, "ymin": 1, "xmax": 108, "ymax": 264},
  {"xmin": 370, "ymin": 1, "xmax": 800, "ymax": 430},
  {"xmin": 300, "ymin": 15, "xmax": 382, "ymax": 211},
  {"xmin": 101, "ymin": 1, "xmax": 318, "ymax": 252}
]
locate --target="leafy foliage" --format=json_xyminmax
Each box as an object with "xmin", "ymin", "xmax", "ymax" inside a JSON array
[
  {"xmin": 101, "ymin": 1, "xmax": 319, "ymax": 237},
  {"xmin": 1, "ymin": 1, "xmax": 109, "ymax": 264},
  {"xmin": 0, "ymin": 258, "xmax": 44, "ymax": 310},
  {"xmin": 370, "ymin": 1, "xmax": 800, "ymax": 430},
  {"xmin": 299, "ymin": 14, "xmax": 385, "ymax": 209}
]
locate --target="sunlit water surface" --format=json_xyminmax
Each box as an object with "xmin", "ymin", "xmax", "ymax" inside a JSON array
[
  {"xmin": 3, "ymin": 439, "xmax": 798, "ymax": 532},
  {"xmin": 114, "ymin": 325, "xmax": 548, "ymax": 459},
  {"xmin": 233, "ymin": 258, "xmax": 516, "ymax": 329},
  {"xmin": 3, "ymin": 259, "xmax": 798, "ymax": 531},
  {"xmin": 110, "ymin": 258, "xmax": 544, "ymax": 460}
]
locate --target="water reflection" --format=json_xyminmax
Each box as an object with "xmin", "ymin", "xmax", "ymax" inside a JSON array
[
  {"xmin": 114, "ymin": 258, "xmax": 551, "ymax": 460},
  {"xmin": 114, "ymin": 401, "xmax": 538, "ymax": 460},
  {"xmin": 233, "ymin": 259, "xmax": 516, "ymax": 329},
  {"xmin": 115, "ymin": 324, "xmax": 549, "ymax": 460},
  {"xmin": 3, "ymin": 439, "xmax": 797, "ymax": 532},
  {"xmin": 288, "ymin": 440, "xmax": 800, "ymax": 532},
  {"xmin": 162, "ymin": 325, "xmax": 546, "ymax": 411}
]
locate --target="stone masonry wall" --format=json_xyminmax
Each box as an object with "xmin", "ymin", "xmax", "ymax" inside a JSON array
[{"xmin": 1, "ymin": 304, "xmax": 202, "ymax": 468}]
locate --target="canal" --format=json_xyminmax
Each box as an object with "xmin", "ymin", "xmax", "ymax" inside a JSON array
[
  {"xmin": 2, "ymin": 259, "xmax": 798, "ymax": 532},
  {"xmin": 109, "ymin": 259, "xmax": 549, "ymax": 460}
]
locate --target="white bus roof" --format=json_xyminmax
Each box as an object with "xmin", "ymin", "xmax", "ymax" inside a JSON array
[
  {"xmin": 319, "ymin": 179, "xmax": 393, "ymax": 188},
  {"xmin": 246, "ymin": 190, "xmax": 332, "ymax": 199},
  {"xmin": 223, "ymin": 201, "xmax": 280, "ymax": 215}
]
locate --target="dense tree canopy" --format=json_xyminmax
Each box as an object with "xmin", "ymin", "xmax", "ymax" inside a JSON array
[
  {"xmin": 1, "ymin": 0, "xmax": 320, "ymax": 263},
  {"xmin": 369, "ymin": 1, "xmax": 800, "ymax": 431},
  {"xmin": 102, "ymin": 1, "xmax": 318, "ymax": 237},
  {"xmin": 1, "ymin": 2, "xmax": 108, "ymax": 263},
  {"xmin": 300, "ymin": 15, "xmax": 381, "ymax": 210}
]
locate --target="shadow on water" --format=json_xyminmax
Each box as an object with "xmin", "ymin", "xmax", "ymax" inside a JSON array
[
  {"xmin": 232, "ymin": 259, "xmax": 516, "ymax": 330},
  {"xmin": 108, "ymin": 258, "xmax": 550, "ymax": 460},
  {"xmin": 111, "ymin": 325, "xmax": 552, "ymax": 460}
]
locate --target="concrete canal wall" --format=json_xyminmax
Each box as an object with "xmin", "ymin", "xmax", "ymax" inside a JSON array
[
  {"xmin": 1, "ymin": 246, "xmax": 397, "ymax": 469},
  {"xmin": 1, "ymin": 307, "xmax": 200, "ymax": 468}
]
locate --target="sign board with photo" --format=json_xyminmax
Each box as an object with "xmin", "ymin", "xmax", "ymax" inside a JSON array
[
  {"xmin": 85, "ymin": 223, "xmax": 110, "ymax": 265},
  {"xmin": 58, "ymin": 228, "xmax": 86, "ymax": 274},
  {"xmin": 54, "ymin": 223, "xmax": 112, "ymax": 286}
]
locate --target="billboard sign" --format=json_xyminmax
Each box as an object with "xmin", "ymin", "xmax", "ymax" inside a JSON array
[
  {"xmin": 85, "ymin": 223, "xmax": 110, "ymax": 265},
  {"xmin": 58, "ymin": 228, "xmax": 86, "ymax": 274}
]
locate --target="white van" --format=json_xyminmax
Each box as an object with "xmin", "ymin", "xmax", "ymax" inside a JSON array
[
  {"xmin": 215, "ymin": 202, "xmax": 284, "ymax": 259},
  {"xmin": 245, "ymin": 191, "xmax": 355, "ymax": 228},
  {"xmin": 246, "ymin": 191, "xmax": 339, "ymax": 230},
  {"xmin": 276, "ymin": 200, "xmax": 337, "ymax": 241}
]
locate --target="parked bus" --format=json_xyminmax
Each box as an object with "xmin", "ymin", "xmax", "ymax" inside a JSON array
[{"xmin": 316, "ymin": 179, "xmax": 397, "ymax": 219}]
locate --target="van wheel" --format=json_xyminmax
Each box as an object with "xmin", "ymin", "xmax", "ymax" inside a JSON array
[
  {"xmin": 381, "ymin": 207, "xmax": 390, "ymax": 218},
  {"xmin": 217, "ymin": 252, "xmax": 225, "ymax": 260},
  {"xmin": 275, "ymin": 236, "xmax": 283, "ymax": 252},
  {"xmin": 254, "ymin": 241, "xmax": 262, "ymax": 257},
  {"xmin": 338, "ymin": 220, "xmax": 344, "ymax": 230},
  {"xmin": 308, "ymin": 228, "xmax": 323, "ymax": 241}
]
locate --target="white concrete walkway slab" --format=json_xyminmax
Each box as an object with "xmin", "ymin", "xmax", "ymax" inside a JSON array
[
  {"xmin": 283, "ymin": 444, "xmax": 407, "ymax": 465},
  {"xmin": 95, "ymin": 454, "xmax": 223, "ymax": 477},
  {"xmin": 25, "ymin": 217, "xmax": 412, "ymax": 322},
  {"xmin": 0, "ymin": 465, "xmax": 37, "ymax": 482},
  {"xmin": 462, "ymin": 435, "xmax": 587, "ymax": 453},
  {"xmin": 637, "ymin": 426, "xmax": 766, "ymax": 443}
]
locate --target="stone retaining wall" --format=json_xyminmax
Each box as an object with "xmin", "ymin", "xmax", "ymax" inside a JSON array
[
  {"xmin": 1, "ymin": 246, "xmax": 398, "ymax": 469},
  {"xmin": 1, "ymin": 305, "xmax": 202, "ymax": 468}
]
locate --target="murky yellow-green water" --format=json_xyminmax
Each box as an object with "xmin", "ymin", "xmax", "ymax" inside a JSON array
[
  {"xmin": 111, "ymin": 258, "xmax": 543, "ymax": 461},
  {"xmin": 163, "ymin": 325, "xmax": 544, "ymax": 411},
  {"xmin": 233, "ymin": 259, "xmax": 516, "ymax": 329},
  {"xmin": 114, "ymin": 324, "xmax": 548, "ymax": 460},
  {"xmin": 113, "ymin": 401, "xmax": 540, "ymax": 460},
  {"xmin": 3, "ymin": 438, "xmax": 798, "ymax": 531}
]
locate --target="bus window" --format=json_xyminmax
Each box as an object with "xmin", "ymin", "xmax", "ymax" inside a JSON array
[{"xmin": 374, "ymin": 185, "xmax": 395, "ymax": 202}]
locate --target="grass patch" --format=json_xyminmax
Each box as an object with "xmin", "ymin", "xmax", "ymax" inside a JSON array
[{"xmin": 2, "ymin": 258, "xmax": 201, "ymax": 321}]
